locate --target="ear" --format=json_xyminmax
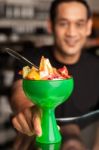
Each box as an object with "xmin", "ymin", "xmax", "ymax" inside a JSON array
[
  {"xmin": 47, "ymin": 19, "xmax": 53, "ymax": 34},
  {"xmin": 86, "ymin": 19, "xmax": 93, "ymax": 36}
]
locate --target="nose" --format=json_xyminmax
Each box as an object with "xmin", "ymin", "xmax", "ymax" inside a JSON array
[{"xmin": 66, "ymin": 24, "xmax": 77, "ymax": 37}]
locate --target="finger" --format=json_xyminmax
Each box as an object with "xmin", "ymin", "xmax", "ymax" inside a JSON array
[
  {"xmin": 31, "ymin": 105, "xmax": 42, "ymax": 118},
  {"xmin": 12, "ymin": 117, "xmax": 33, "ymax": 136},
  {"xmin": 12, "ymin": 117, "xmax": 24, "ymax": 134},
  {"xmin": 33, "ymin": 115, "xmax": 42, "ymax": 137},
  {"xmin": 17, "ymin": 113, "xmax": 32, "ymax": 134},
  {"xmin": 23, "ymin": 108, "xmax": 34, "ymax": 131}
]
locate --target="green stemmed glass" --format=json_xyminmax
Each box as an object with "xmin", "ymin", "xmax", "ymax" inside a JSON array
[{"xmin": 23, "ymin": 78, "xmax": 74, "ymax": 144}]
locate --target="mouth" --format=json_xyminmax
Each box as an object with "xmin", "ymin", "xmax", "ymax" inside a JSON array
[{"xmin": 64, "ymin": 39, "xmax": 79, "ymax": 47}]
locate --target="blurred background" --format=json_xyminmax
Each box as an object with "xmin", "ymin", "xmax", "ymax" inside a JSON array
[{"xmin": 0, "ymin": 0, "xmax": 99, "ymax": 149}]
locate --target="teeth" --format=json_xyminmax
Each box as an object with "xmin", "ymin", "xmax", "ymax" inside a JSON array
[{"xmin": 65, "ymin": 39, "xmax": 78, "ymax": 46}]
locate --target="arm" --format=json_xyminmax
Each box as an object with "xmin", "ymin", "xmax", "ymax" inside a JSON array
[
  {"xmin": 10, "ymin": 79, "xmax": 42, "ymax": 136},
  {"xmin": 11, "ymin": 79, "xmax": 33, "ymax": 113}
]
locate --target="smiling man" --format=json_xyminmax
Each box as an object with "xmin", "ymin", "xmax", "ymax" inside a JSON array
[
  {"xmin": 10, "ymin": 0, "xmax": 99, "ymax": 149},
  {"xmin": 52, "ymin": 1, "xmax": 92, "ymax": 61}
]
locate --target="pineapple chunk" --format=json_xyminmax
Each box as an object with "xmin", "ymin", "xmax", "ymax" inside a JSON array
[
  {"xmin": 27, "ymin": 67, "xmax": 40, "ymax": 80},
  {"xmin": 23, "ymin": 66, "xmax": 30, "ymax": 78}
]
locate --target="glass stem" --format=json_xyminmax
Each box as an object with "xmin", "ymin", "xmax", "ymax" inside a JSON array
[{"xmin": 36, "ymin": 107, "xmax": 61, "ymax": 143}]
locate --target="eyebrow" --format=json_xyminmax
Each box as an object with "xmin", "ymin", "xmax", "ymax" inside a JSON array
[{"xmin": 56, "ymin": 18, "xmax": 87, "ymax": 22}]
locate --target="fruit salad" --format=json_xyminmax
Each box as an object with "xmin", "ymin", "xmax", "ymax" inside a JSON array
[{"xmin": 19, "ymin": 56, "xmax": 71, "ymax": 80}]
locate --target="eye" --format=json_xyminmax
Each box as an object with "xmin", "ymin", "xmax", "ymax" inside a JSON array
[
  {"xmin": 76, "ymin": 22, "xmax": 86, "ymax": 28},
  {"xmin": 58, "ymin": 21, "xmax": 69, "ymax": 27}
]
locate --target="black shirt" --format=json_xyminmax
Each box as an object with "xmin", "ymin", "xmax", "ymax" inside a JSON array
[{"xmin": 14, "ymin": 45, "xmax": 99, "ymax": 119}]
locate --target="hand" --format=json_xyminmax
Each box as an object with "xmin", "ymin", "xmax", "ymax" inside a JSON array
[
  {"xmin": 12, "ymin": 105, "xmax": 42, "ymax": 137},
  {"xmin": 60, "ymin": 124, "xmax": 81, "ymax": 136}
]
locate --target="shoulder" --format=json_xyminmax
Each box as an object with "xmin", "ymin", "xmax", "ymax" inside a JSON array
[
  {"xmin": 21, "ymin": 44, "xmax": 53, "ymax": 63},
  {"xmin": 23, "ymin": 45, "xmax": 53, "ymax": 56},
  {"xmin": 27, "ymin": 45, "xmax": 53, "ymax": 66},
  {"xmin": 82, "ymin": 52, "xmax": 99, "ymax": 78},
  {"xmin": 32, "ymin": 45, "xmax": 53, "ymax": 62},
  {"xmin": 36, "ymin": 45, "xmax": 53, "ymax": 56},
  {"xmin": 82, "ymin": 52, "xmax": 99, "ymax": 66}
]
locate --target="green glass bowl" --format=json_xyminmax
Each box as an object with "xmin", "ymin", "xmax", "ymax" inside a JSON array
[{"xmin": 23, "ymin": 78, "xmax": 74, "ymax": 144}]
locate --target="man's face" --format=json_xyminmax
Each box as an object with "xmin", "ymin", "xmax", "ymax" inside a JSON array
[{"xmin": 51, "ymin": 2, "xmax": 92, "ymax": 56}]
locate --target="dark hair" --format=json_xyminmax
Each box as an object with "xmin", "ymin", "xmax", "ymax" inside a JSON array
[{"xmin": 50, "ymin": 0, "xmax": 92, "ymax": 23}]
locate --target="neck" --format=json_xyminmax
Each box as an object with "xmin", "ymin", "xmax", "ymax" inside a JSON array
[{"xmin": 54, "ymin": 49, "xmax": 81, "ymax": 65}]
